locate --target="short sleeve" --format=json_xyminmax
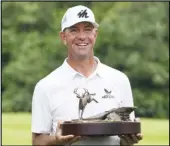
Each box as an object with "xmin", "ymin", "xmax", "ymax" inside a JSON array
[
  {"xmin": 120, "ymin": 74, "xmax": 135, "ymax": 121},
  {"xmin": 31, "ymin": 82, "xmax": 52, "ymax": 134}
]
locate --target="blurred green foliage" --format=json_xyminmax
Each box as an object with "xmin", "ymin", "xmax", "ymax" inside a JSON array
[{"xmin": 2, "ymin": 2, "xmax": 169, "ymax": 118}]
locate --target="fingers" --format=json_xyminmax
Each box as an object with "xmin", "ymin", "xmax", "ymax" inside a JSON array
[
  {"xmin": 65, "ymin": 135, "xmax": 88, "ymax": 145},
  {"xmin": 131, "ymin": 133, "xmax": 143, "ymax": 144},
  {"xmin": 120, "ymin": 135, "xmax": 127, "ymax": 145},
  {"xmin": 59, "ymin": 134, "xmax": 75, "ymax": 143},
  {"xmin": 56, "ymin": 133, "xmax": 75, "ymax": 145},
  {"xmin": 67, "ymin": 136, "xmax": 81, "ymax": 144},
  {"xmin": 131, "ymin": 134, "xmax": 139, "ymax": 143},
  {"xmin": 134, "ymin": 117, "xmax": 140, "ymax": 122},
  {"xmin": 57, "ymin": 120, "xmax": 63, "ymax": 129},
  {"xmin": 125, "ymin": 135, "xmax": 134, "ymax": 145},
  {"xmin": 119, "ymin": 117, "xmax": 142, "ymax": 145},
  {"xmin": 136, "ymin": 133, "xmax": 143, "ymax": 140},
  {"xmin": 56, "ymin": 120, "xmax": 63, "ymax": 136},
  {"xmin": 120, "ymin": 135, "xmax": 133, "ymax": 146},
  {"xmin": 59, "ymin": 135, "xmax": 82, "ymax": 146},
  {"xmin": 55, "ymin": 120, "xmax": 82, "ymax": 145},
  {"xmin": 119, "ymin": 134, "xmax": 139, "ymax": 145}
]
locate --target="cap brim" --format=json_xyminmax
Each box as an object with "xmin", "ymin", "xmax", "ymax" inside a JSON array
[{"xmin": 62, "ymin": 20, "xmax": 99, "ymax": 31}]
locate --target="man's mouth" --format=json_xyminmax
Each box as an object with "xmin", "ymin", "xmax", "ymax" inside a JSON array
[{"xmin": 76, "ymin": 43, "xmax": 88, "ymax": 46}]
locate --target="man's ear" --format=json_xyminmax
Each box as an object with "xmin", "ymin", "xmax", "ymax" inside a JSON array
[
  {"xmin": 94, "ymin": 28, "xmax": 98, "ymax": 38},
  {"xmin": 59, "ymin": 31, "xmax": 66, "ymax": 45}
]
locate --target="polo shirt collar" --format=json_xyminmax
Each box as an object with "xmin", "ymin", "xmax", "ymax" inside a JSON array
[{"xmin": 61, "ymin": 56, "xmax": 104, "ymax": 78}]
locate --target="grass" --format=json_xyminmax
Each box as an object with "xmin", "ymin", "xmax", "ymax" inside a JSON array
[
  {"xmin": 2, "ymin": 113, "xmax": 169, "ymax": 145},
  {"xmin": 138, "ymin": 118, "xmax": 169, "ymax": 145},
  {"xmin": 2, "ymin": 113, "xmax": 31, "ymax": 145}
]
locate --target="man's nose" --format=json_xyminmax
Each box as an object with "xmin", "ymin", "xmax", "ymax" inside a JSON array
[{"xmin": 78, "ymin": 31, "xmax": 86, "ymax": 40}]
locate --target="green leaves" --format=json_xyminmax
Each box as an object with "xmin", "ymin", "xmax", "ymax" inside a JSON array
[{"xmin": 2, "ymin": 2, "xmax": 169, "ymax": 118}]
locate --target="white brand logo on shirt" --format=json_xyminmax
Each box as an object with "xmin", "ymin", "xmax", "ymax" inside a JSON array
[{"xmin": 102, "ymin": 88, "xmax": 114, "ymax": 98}]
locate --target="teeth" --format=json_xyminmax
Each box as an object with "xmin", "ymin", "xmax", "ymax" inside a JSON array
[{"xmin": 77, "ymin": 44, "xmax": 87, "ymax": 46}]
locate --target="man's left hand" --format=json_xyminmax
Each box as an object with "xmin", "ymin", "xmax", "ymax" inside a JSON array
[
  {"xmin": 119, "ymin": 118, "xmax": 143, "ymax": 145},
  {"xmin": 119, "ymin": 133, "xmax": 143, "ymax": 145}
]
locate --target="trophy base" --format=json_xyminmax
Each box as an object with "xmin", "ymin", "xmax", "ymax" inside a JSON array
[{"xmin": 61, "ymin": 121, "xmax": 141, "ymax": 136}]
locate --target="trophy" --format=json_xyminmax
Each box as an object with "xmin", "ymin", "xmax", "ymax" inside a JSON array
[{"xmin": 61, "ymin": 88, "xmax": 141, "ymax": 136}]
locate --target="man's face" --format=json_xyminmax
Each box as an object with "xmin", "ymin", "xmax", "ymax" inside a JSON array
[{"xmin": 60, "ymin": 22, "xmax": 98, "ymax": 60}]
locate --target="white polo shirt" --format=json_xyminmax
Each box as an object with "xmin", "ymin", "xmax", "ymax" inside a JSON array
[{"xmin": 31, "ymin": 56, "xmax": 135, "ymax": 145}]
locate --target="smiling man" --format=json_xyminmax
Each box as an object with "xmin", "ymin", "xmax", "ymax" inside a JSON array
[{"xmin": 31, "ymin": 5, "xmax": 143, "ymax": 145}]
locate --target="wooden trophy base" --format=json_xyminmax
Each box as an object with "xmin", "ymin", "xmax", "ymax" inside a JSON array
[{"xmin": 61, "ymin": 121, "xmax": 141, "ymax": 136}]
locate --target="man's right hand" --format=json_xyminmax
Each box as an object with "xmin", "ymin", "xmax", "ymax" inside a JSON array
[{"xmin": 55, "ymin": 121, "xmax": 81, "ymax": 145}]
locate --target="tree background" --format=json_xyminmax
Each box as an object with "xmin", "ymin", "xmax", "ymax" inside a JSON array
[{"xmin": 2, "ymin": 2, "xmax": 169, "ymax": 118}]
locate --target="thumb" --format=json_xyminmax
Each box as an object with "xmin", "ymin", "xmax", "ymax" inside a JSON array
[
  {"xmin": 56, "ymin": 120, "xmax": 63, "ymax": 135},
  {"xmin": 134, "ymin": 117, "xmax": 140, "ymax": 122},
  {"xmin": 57, "ymin": 120, "xmax": 63, "ymax": 129}
]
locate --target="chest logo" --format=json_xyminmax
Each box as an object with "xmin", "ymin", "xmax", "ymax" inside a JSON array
[{"xmin": 102, "ymin": 88, "xmax": 114, "ymax": 99}]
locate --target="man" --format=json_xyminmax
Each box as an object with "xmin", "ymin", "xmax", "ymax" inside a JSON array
[{"xmin": 32, "ymin": 5, "xmax": 143, "ymax": 145}]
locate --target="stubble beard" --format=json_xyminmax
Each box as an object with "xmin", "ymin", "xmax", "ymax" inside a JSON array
[{"xmin": 71, "ymin": 45, "xmax": 93, "ymax": 61}]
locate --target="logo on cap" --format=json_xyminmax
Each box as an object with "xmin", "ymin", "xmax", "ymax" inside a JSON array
[{"xmin": 77, "ymin": 9, "xmax": 89, "ymax": 18}]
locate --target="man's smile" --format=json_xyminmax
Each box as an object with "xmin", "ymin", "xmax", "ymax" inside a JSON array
[{"xmin": 75, "ymin": 43, "xmax": 88, "ymax": 46}]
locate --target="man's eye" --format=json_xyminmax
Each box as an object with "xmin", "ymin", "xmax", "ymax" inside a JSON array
[
  {"xmin": 70, "ymin": 29, "xmax": 77, "ymax": 32},
  {"xmin": 85, "ymin": 28, "xmax": 92, "ymax": 31}
]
